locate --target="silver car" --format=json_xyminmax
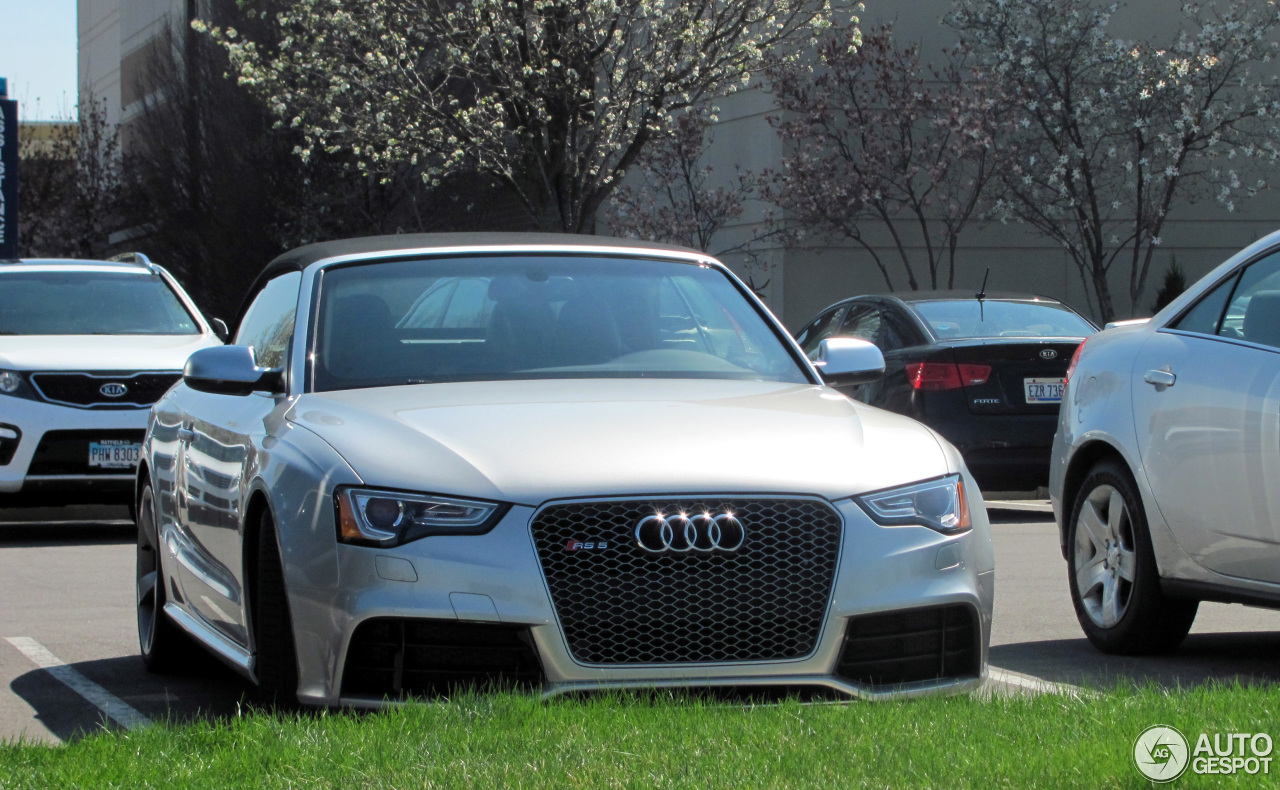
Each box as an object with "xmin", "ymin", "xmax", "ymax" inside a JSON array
[
  {"xmin": 137, "ymin": 234, "xmax": 994, "ymax": 705},
  {"xmin": 1051, "ymin": 230, "xmax": 1280, "ymax": 654}
]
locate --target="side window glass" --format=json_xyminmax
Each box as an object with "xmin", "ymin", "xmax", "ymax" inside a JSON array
[
  {"xmin": 235, "ymin": 272, "xmax": 302, "ymax": 370},
  {"xmin": 796, "ymin": 306, "xmax": 846, "ymax": 356},
  {"xmin": 840, "ymin": 305, "xmax": 882, "ymax": 342},
  {"xmin": 1220, "ymin": 253, "xmax": 1280, "ymax": 348},
  {"xmin": 877, "ymin": 312, "xmax": 910, "ymax": 353},
  {"xmin": 1171, "ymin": 275, "xmax": 1236, "ymax": 337}
]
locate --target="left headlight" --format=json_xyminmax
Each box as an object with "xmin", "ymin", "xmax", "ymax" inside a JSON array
[
  {"xmin": 855, "ymin": 474, "xmax": 971, "ymax": 535},
  {"xmin": 335, "ymin": 487, "xmax": 508, "ymax": 547}
]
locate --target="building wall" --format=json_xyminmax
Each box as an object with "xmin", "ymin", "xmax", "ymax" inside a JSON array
[{"xmin": 78, "ymin": 0, "xmax": 185, "ymax": 135}]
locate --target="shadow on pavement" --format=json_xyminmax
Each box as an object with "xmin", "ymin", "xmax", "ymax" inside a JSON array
[
  {"xmin": 0, "ymin": 522, "xmax": 133, "ymax": 548},
  {"xmin": 991, "ymin": 631, "xmax": 1280, "ymax": 690},
  {"xmin": 9, "ymin": 651, "xmax": 251, "ymax": 742}
]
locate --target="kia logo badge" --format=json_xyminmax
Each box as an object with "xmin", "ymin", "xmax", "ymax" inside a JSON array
[
  {"xmin": 99, "ymin": 382, "xmax": 129, "ymax": 398},
  {"xmin": 1039, "ymin": 349, "xmax": 1058, "ymax": 360}
]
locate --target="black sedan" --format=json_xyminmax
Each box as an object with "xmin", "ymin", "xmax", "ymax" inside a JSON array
[{"xmin": 794, "ymin": 291, "xmax": 1098, "ymax": 491}]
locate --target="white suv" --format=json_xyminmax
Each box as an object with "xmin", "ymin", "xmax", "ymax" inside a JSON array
[{"xmin": 0, "ymin": 254, "xmax": 221, "ymax": 508}]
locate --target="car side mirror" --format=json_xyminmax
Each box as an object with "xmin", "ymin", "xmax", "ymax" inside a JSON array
[
  {"xmin": 210, "ymin": 317, "xmax": 231, "ymax": 342},
  {"xmin": 813, "ymin": 338, "xmax": 885, "ymax": 387},
  {"xmin": 185, "ymin": 346, "xmax": 284, "ymax": 396}
]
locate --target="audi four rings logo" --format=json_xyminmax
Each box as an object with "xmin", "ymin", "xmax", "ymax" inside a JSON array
[
  {"xmin": 99, "ymin": 382, "xmax": 129, "ymax": 398},
  {"xmin": 1039, "ymin": 349, "xmax": 1058, "ymax": 360},
  {"xmin": 635, "ymin": 511, "xmax": 746, "ymax": 552}
]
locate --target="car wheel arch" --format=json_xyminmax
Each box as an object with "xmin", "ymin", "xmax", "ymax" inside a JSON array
[
  {"xmin": 1060, "ymin": 440, "xmax": 1128, "ymax": 560},
  {"xmin": 241, "ymin": 487, "xmax": 277, "ymax": 651}
]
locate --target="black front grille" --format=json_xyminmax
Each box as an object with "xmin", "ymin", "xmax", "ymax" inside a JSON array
[
  {"xmin": 341, "ymin": 618, "xmax": 544, "ymax": 699},
  {"xmin": 835, "ymin": 604, "xmax": 979, "ymax": 687},
  {"xmin": 28, "ymin": 430, "xmax": 145, "ymax": 476},
  {"xmin": 31, "ymin": 371, "xmax": 181, "ymax": 408},
  {"xmin": 530, "ymin": 497, "xmax": 842, "ymax": 665}
]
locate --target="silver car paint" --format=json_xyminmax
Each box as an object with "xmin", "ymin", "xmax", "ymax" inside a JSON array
[
  {"xmin": 1050, "ymin": 228, "xmax": 1280, "ymax": 597},
  {"xmin": 145, "ymin": 243, "xmax": 995, "ymax": 703}
]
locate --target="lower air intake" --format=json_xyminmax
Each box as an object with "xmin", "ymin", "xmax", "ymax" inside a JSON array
[
  {"xmin": 340, "ymin": 618, "xmax": 544, "ymax": 699},
  {"xmin": 835, "ymin": 604, "xmax": 980, "ymax": 687}
]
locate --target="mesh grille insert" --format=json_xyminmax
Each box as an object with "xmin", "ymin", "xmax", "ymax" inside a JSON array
[
  {"xmin": 341, "ymin": 618, "xmax": 544, "ymax": 699},
  {"xmin": 530, "ymin": 497, "xmax": 841, "ymax": 665},
  {"xmin": 835, "ymin": 604, "xmax": 979, "ymax": 687}
]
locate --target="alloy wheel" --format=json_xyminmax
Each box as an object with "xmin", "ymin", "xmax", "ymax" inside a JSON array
[{"xmin": 1073, "ymin": 483, "xmax": 1137, "ymax": 628}]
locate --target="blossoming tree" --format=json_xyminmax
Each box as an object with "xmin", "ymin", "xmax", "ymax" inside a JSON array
[
  {"xmin": 199, "ymin": 0, "xmax": 845, "ymax": 233},
  {"xmin": 951, "ymin": 0, "xmax": 1280, "ymax": 321},
  {"xmin": 762, "ymin": 25, "xmax": 1001, "ymax": 291}
]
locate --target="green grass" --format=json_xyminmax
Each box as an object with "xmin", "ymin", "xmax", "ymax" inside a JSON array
[{"xmin": 1, "ymin": 684, "xmax": 1277, "ymax": 789}]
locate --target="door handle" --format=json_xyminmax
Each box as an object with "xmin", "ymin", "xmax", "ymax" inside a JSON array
[
  {"xmin": 1144, "ymin": 369, "xmax": 1176, "ymax": 388},
  {"xmin": 177, "ymin": 427, "xmax": 196, "ymax": 442}
]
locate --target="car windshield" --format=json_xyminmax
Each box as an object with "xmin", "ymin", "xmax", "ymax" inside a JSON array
[
  {"xmin": 911, "ymin": 299, "xmax": 1095, "ymax": 340},
  {"xmin": 0, "ymin": 270, "xmax": 200, "ymax": 335},
  {"xmin": 312, "ymin": 255, "xmax": 809, "ymax": 390}
]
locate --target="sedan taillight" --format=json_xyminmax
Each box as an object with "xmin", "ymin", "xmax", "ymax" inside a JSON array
[
  {"xmin": 1064, "ymin": 339, "xmax": 1088, "ymax": 387},
  {"xmin": 906, "ymin": 362, "xmax": 992, "ymax": 391}
]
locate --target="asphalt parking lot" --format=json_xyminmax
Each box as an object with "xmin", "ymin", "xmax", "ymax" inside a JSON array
[{"xmin": 2, "ymin": 503, "xmax": 1278, "ymax": 744}]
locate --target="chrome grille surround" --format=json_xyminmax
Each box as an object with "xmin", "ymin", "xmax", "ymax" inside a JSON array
[
  {"xmin": 30, "ymin": 371, "xmax": 182, "ymax": 409},
  {"xmin": 530, "ymin": 496, "xmax": 843, "ymax": 666}
]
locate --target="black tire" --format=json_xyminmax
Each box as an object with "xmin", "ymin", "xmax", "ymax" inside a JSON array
[
  {"xmin": 1066, "ymin": 459, "xmax": 1198, "ymax": 654},
  {"xmin": 137, "ymin": 482, "xmax": 193, "ymax": 672},
  {"xmin": 252, "ymin": 509, "xmax": 299, "ymax": 707}
]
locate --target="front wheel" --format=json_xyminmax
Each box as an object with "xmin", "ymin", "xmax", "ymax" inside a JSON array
[
  {"xmin": 1066, "ymin": 459, "xmax": 1197, "ymax": 654},
  {"xmin": 137, "ymin": 482, "xmax": 192, "ymax": 671},
  {"xmin": 252, "ymin": 509, "xmax": 299, "ymax": 707}
]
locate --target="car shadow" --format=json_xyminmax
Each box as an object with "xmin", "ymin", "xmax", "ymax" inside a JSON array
[
  {"xmin": 990, "ymin": 631, "xmax": 1280, "ymax": 690},
  {"xmin": 0, "ymin": 522, "xmax": 134, "ymax": 548},
  {"xmin": 9, "ymin": 651, "xmax": 253, "ymax": 742}
]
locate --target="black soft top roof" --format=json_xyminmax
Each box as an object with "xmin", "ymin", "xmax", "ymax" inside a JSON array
[
  {"xmin": 237, "ymin": 232, "xmax": 703, "ymax": 329},
  {"xmin": 256, "ymin": 232, "xmax": 701, "ymax": 283}
]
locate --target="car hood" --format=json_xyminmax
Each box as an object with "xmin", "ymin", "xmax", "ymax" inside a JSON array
[
  {"xmin": 0, "ymin": 334, "xmax": 220, "ymax": 372},
  {"xmin": 287, "ymin": 379, "xmax": 950, "ymax": 505}
]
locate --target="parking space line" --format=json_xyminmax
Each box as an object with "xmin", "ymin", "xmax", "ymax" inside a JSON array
[
  {"xmin": 987, "ymin": 665, "xmax": 1095, "ymax": 697},
  {"xmin": 5, "ymin": 637, "xmax": 152, "ymax": 730}
]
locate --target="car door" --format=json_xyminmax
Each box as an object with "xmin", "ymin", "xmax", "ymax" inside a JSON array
[
  {"xmin": 171, "ymin": 271, "xmax": 302, "ymax": 643},
  {"xmin": 1132, "ymin": 250, "xmax": 1280, "ymax": 584}
]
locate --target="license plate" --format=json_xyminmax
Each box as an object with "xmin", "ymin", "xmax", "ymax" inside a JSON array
[
  {"xmin": 89, "ymin": 440, "xmax": 142, "ymax": 469},
  {"xmin": 1024, "ymin": 378, "xmax": 1065, "ymax": 404}
]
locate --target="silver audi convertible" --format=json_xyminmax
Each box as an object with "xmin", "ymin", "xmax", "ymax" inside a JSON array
[{"xmin": 137, "ymin": 234, "xmax": 995, "ymax": 705}]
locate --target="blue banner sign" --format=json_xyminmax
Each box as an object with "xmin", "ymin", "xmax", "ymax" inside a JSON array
[{"xmin": 0, "ymin": 99, "xmax": 17, "ymax": 259}]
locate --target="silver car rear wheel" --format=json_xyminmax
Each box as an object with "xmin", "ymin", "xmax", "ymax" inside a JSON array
[
  {"xmin": 1066, "ymin": 459, "xmax": 1198, "ymax": 654},
  {"xmin": 1073, "ymin": 484, "xmax": 1137, "ymax": 628}
]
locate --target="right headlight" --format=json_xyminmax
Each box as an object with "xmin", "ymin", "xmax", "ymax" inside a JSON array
[
  {"xmin": 335, "ymin": 487, "xmax": 508, "ymax": 547},
  {"xmin": 0, "ymin": 370, "xmax": 38, "ymax": 401},
  {"xmin": 855, "ymin": 474, "xmax": 971, "ymax": 535}
]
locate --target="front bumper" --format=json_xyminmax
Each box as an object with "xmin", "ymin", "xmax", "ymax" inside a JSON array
[
  {"xmin": 0, "ymin": 394, "xmax": 148, "ymax": 504},
  {"xmin": 290, "ymin": 494, "xmax": 995, "ymax": 706}
]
